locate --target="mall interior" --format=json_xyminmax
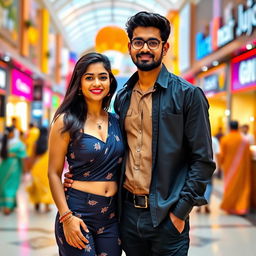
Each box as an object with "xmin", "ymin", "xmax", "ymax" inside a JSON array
[{"xmin": 0, "ymin": 0, "xmax": 256, "ymax": 255}]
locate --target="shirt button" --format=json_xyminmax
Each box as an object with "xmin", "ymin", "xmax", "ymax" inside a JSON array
[
  {"xmin": 139, "ymin": 130, "xmax": 142, "ymax": 134},
  {"xmin": 136, "ymin": 148, "xmax": 141, "ymax": 152}
]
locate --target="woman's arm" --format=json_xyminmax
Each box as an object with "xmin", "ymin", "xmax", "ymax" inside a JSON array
[
  {"xmin": 48, "ymin": 115, "xmax": 88, "ymax": 249},
  {"xmin": 48, "ymin": 115, "xmax": 70, "ymax": 215}
]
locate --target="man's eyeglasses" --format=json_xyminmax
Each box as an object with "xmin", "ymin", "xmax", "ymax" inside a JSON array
[{"xmin": 131, "ymin": 38, "xmax": 165, "ymax": 50}]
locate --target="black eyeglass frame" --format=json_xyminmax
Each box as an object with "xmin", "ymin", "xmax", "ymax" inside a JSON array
[{"xmin": 130, "ymin": 38, "xmax": 166, "ymax": 50}]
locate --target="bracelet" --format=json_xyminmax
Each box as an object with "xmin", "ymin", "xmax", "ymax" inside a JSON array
[
  {"xmin": 60, "ymin": 213, "xmax": 73, "ymax": 223},
  {"xmin": 59, "ymin": 210, "xmax": 72, "ymax": 222}
]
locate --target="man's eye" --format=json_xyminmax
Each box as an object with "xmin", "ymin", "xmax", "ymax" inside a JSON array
[
  {"xmin": 134, "ymin": 40, "xmax": 143, "ymax": 46},
  {"xmin": 148, "ymin": 41, "xmax": 158, "ymax": 47}
]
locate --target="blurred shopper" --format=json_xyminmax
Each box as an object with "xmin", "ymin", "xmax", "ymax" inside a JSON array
[
  {"xmin": 11, "ymin": 117, "xmax": 21, "ymax": 139},
  {"xmin": 197, "ymin": 136, "xmax": 220, "ymax": 214},
  {"xmin": 220, "ymin": 121, "xmax": 251, "ymax": 215},
  {"xmin": 48, "ymin": 53, "xmax": 124, "ymax": 255},
  {"xmin": 0, "ymin": 126, "xmax": 27, "ymax": 215},
  {"xmin": 215, "ymin": 126, "xmax": 224, "ymax": 142},
  {"xmin": 240, "ymin": 124, "xmax": 255, "ymax": 145},
  {"xmin": 214, "ymin": 126, "xmax": 224, "ymax": 179},
  {"xmin": 64, "ymin": 12, "xmax": 215, "ymax": 256},
  {"xmin": 27, "ymin": 127, "xmax": 53, "ymax": 212},
  {"xmin": 25, "ymin": 123, "xmax": 40, "ymax": 157}
]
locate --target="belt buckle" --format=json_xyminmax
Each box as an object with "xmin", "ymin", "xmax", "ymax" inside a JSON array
[{"xmin": 133, "ymin": 195, "xmax": 148, "ymax": 208}]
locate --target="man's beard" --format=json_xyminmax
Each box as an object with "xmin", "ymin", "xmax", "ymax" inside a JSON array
[{"xmin": 132, "ymin": 51, "xmax": 163, "ymax": 71}]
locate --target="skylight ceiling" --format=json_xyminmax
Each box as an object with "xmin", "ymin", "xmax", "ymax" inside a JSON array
[{"xmin": 46, "ymin": 0, "xmax": 184, "ymax": 54}]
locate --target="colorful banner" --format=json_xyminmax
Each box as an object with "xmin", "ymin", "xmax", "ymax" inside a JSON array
[
  {"xmin": 11, "ymin": 69, "xmax": 33, "ymax": 101},
  {"xmin": 231, "ymin": 48, "xmax": 256, "ymax": 92}
]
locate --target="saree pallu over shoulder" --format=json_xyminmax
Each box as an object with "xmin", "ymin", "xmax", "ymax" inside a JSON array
[
  {"xmin": 66, "ymin": 113, "xmax": 124, "ymax": 181},
  {"xmin": 220, "ymin": 132, "xmax": 251, "ymax": 215}
]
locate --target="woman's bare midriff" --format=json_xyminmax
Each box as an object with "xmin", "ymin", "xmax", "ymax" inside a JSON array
[{"xmin": 71, "ymin": 180, "xmax": 118, "ymax": 197}]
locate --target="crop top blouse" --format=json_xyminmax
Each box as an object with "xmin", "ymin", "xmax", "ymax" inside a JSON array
[{"xmin": 66, "ymin": 113, "xmax": 124, "ymax": 181}]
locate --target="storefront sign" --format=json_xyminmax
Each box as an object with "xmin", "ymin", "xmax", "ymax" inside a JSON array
[
  {"xmin": 43, "ymin": 87, "xmax": 52, "ymax": 108},
  {"xmin": 52, "ymin": 94, "xmax": 60, "ymax": 109},
  {"xmin": 196, "ymin": 0, "xmax": 256, "ymax": 60},
  {"xmin": 0, "ymin": 67, "xmax": 7, "ymax": 90},
  {"xmin": 236, "ymin": 1, "xmax": 256, "ymax": 36},
  {"xmin": 231, "ymin": 48, "xmax": 256, "ymax": 92},
  {"xmin": 12, "ymin": 69, "xmax": 33, "ymax": 101},
  {"xmin": 196, "ymin": 64, "xmax": 227, "ymax": 96}
]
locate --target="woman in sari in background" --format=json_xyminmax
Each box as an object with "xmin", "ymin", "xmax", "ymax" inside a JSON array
[
  {"xmin": 27, "ymin": 126, "xmax": 54, "ymax": 212},
  {"xmin": 0, "ymin": 126, "xmax": 27, "ymax": 215}
]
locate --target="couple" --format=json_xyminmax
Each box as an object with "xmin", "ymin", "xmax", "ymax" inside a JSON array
[{"xmin": 48, "ymin": 11, "xmax": 215, "ymax": 256}]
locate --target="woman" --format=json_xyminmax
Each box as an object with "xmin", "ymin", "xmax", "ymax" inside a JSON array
[
  {"xmin": 0, "ymin": 126, "xmax": 27, "ymax": 215},
  {"xmin": 48, "ymin": 52, "xmax": 124, "ymax": 256},
  {"xmin": 27, "ymin": 127, "xmax": 54, "ymax": 212}
]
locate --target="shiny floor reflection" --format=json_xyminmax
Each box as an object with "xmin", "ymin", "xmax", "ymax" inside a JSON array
[{"xmin": 0, "ymin": 177, "xmax": 255, "ymax": 256}]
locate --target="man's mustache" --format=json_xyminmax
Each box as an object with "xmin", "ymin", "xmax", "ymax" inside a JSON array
[{"xmin": 136, "ymin": 53, "xmax": 154, "ymax": 58}]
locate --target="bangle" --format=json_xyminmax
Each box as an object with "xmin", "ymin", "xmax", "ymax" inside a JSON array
[
  {"xmin": 60, "ymin": 213, "xmax": 73, "ymax": 223},
  {"xmin": 59, "ymin": 210, "xmax": 72, "ymax": 222}
]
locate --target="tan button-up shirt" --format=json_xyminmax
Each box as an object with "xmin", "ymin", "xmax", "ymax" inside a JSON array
[{"xmin": 123, "ymin": 82, "xmax": 154, "ymax": 195}]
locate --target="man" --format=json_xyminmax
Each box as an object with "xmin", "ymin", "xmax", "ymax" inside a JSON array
[
  {"xmin": 220, "ymin": 121, "xmax": 251, "ymax": 215},
  {"xmin": 65, "ymin": 11, "xmax": 215, "ymax": 256},
  {"xmin": 240, "ymin": 124, "xmax": 255, "ymax": 145}
]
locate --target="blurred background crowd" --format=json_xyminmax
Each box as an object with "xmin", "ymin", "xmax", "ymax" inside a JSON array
[{"xmin": 0, "ymin": 0, "xmax": 255, "ymax": 255}]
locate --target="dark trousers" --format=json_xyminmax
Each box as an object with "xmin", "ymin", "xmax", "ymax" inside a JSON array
[
  {"xmin": 55, "ymin": 188, "xmax": 121, "ymax": 256},
  {"xmin": 120, "ymin": 200, "xmax": 190, "ymax": 256}
]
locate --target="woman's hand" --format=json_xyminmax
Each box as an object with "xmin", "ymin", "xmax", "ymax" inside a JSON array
[
  {"xmin": 63, "ymin": 172, "xmax": 74, "ymax": 191},
  {"xmin": 63, "ymin": 215, "xmax": 89, "ymax": 249}
]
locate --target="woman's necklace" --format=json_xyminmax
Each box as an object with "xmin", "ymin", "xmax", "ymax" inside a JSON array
[{"xmin": 96, "ymin": 119, "xmax": 104, "ymax": 130}]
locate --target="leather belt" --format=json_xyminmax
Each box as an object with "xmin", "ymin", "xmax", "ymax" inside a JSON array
[{"xmin": 124, "ymin": 189, "xmax": 149, "ymax": 209}]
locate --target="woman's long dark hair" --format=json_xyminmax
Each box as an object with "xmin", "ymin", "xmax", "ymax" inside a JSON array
[
  {"xmin": 53, "ymin": 52, "xmax": 117, "ymax": 141},
  {"xmin": 0, "ymin": 126, "xmax": 14, "ymax": 159},
  {"xmin": 35, "ymin": 127, "xmax": 48, "ymax": 156}
]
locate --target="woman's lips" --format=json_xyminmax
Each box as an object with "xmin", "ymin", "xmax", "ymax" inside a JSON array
[{"xmin": 90, "ymin": 89, "xmax": 103, "ymax": 94}]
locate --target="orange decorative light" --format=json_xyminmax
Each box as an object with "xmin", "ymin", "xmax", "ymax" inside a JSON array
[{"xmin": 95, "ymin": 26, "xmax": 129, "ymax": 54}]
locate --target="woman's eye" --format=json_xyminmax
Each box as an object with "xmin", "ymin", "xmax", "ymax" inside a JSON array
[
  {"xmin": 100, "ymin": 76, "xmax": 108, "ymax": 80},
  {"xmin": 85, "ymin": 76, "xmax": 93, "ymax": 80}
]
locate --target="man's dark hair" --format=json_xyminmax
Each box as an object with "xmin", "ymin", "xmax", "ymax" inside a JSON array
[
  {"xmin": 126, "ymin": 11, "xmax": 171, "ymax": 42},
  {"xmin": 229, "ymin": 120, "xmax": 239, "ymax": 130}
]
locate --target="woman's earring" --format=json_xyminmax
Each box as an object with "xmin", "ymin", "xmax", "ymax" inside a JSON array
[{"xmin": 78, "ymin": 88, "xmax": 82, "ymax": 96}]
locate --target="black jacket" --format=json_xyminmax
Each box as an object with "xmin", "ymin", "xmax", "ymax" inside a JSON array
[{"xmin": 114, "ymin": 64, "xmax": 216, "ymax": 227}]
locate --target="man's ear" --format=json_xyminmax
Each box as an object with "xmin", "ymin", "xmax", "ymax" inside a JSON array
[
  {"xmin": 128, "ymin": 42, "xmax": 131, "ymax": 55},
  {"xmin": 163, "ymin": 42, "xmax": 170, "ymax": 56}
]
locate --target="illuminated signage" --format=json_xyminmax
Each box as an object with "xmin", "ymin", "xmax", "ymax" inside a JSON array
[
  {"xmin": 12, "ymin": 69, "xmax": 33, "ymax": 101},
  {"xmin": 0, "ymin": 68, "xmax": 7, "ymax": 90},
  {"xmin": 43, "ymin": 87, "xmax": 52, "ymax": 108},
  {"xmin": 196, "ymin": 0, "xmax": 256, "ymax": 60},
  {"xmin": 231, "ymin": 48, "xmax": 256, "ymax": 92},
  {"xmin": 196, "ymin": 64, "xmax": 227, "ymax": 96}
]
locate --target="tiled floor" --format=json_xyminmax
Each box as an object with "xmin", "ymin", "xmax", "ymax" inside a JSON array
[{"xmin": 0, "ymin": 177, "xmax": 255, "ymax": 256}]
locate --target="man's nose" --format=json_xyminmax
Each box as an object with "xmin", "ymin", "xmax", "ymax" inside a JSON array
[{"xmin": 141, "ymin": 42, "xmax": 150, "ymax": 51}]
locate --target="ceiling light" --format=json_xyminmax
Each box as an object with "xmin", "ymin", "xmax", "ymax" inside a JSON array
[
  {"xmin": 201, "ymin": 66, "xmax": 208, "ymax": 72},
  {"xmin": 3, "ymin": 55, "xmax": 11, "ymax": 62},
  {"xmin": 225, "ymin": 109, "xmax": 230, "ymax": 116},
  {"xmin": 212, "ymin": 60, "xmax": 219, "ymax": 66},
  {"xmin": 246, "ymin": 44, "xmax": 253, "ymax": 50}
]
